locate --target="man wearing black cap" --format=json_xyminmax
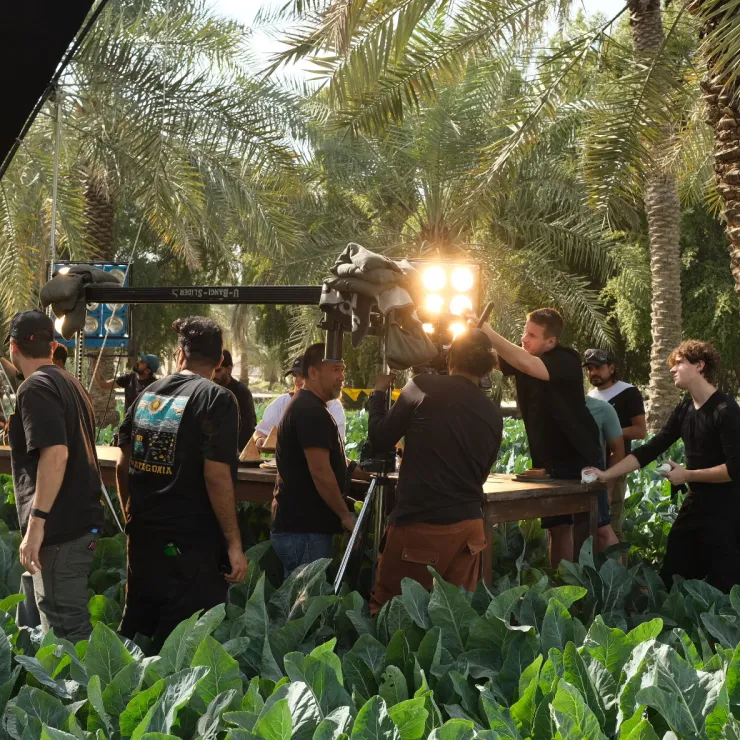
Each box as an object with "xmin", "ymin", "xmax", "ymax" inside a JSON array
[
  {"xmin": 213, "ymin": 350, "xmax": 256, "ymax": 452},
  {"xmin": 368, "ymin": 329, "xmax": 503, "ymax": 613},
  {"xmin": 94, "ymin": 352, "xmax": 160, "ymax": 413},
  {"xmin": 5, "ymin": 310, "xmax": 104, "ymax": 642},
  {"xmin": 252, "ymin": 354, "xmax": 346, "ymax": 447},
  {"xmin": 584, "ymin": 349, "xmax": 646, "ymax": 541}
]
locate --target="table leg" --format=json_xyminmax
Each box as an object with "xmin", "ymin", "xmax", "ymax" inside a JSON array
[
  {"xmin": 573, "ymin": 493, "xmax": 599, "ymax": 561},
  {"xmin": 482, "ymin": 503, "xmax": 496, "ymax": 587}
]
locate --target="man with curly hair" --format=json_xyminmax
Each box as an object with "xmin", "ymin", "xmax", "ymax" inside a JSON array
[{"xmin": 585, "ymin": 340, "xmax": 740, "ymax": 592}]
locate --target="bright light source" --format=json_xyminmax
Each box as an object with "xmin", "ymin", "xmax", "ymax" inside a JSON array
[
  {"xmin": 423, "ymin": 266, "xmax": 446, "ymax": 291},
  {"xmin": 451, "ymin": 267, "xmax": 474, "ymax": 292},
  {"xmin": 450, "ymin": 295, "xmax": 473, "ymax": 316},
  {"xmin": 109, "ymin": 269, "xmax": 126, "ymax": 284},
  {"xmin": 425, "ymin": 294, "xmax": 445, "ymax": 313},
  {"xmin": 450, "ymin": 322, "xmax": 466, "ymax": 338},
  {"xmin": 54, "ymin": 317, "xmax": 64, "ymax": 334},
  {"xmin": 106, "ymin": 303, "xmax": 124, "ymax": 311},
  {"xmin": 85, "ymin": 317, "xmax": 99, "ymax": 334},
  {"xmin": 105, "ymin": 316, "xmax": 124, "ymax": 334},
  {"xmin": 422, "ymin": 323, "xmax": 435, "ymax": 334},
  {"xmin": 86, "ymin": 303, "xmax": 99, "ymax": 310},
  {"xmin": 57, "ymin": 266, "xmax": 70, "ymax": 275}
]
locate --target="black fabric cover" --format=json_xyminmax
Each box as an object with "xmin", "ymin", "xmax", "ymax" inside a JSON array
[{"xmin": 0, "ymin": 1, "xmax": 96, "ymax": 175}]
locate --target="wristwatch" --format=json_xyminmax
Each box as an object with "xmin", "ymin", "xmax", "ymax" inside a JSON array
[{"xmin": 30, "ymin": 508, "xmax": 49, "ymax": 520}]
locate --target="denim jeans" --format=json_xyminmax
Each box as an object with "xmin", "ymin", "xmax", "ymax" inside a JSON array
[{"xmin": 270, "ymin": 531, "xmax": 334, "ymax": 579}]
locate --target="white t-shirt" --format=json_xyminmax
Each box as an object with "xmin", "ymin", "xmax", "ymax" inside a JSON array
[
  {"xmin": 256, "ymin": 393, "xmax": 347, "ymax": 441},
  {"xmin": 588, "ymin": 380, "xmax": 634, "ymax": 403}
]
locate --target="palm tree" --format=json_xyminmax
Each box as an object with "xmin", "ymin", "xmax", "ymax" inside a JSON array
[{"xmin": 0, "ymin": 0, "xmax": 305, "ymax": 425}]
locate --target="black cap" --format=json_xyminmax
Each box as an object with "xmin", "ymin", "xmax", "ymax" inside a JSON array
[
  {"xmin": 583, "ymin": 348, "xmax": 615, "ymax": 367},
  {"xmin": 4, "ymin": 310, "xmax": 55, "ymax": 345},
  {"xmin": 221, "ymin": 349, "xmax": 233, "ymax": 367},
  {"xmin": 284, "ymin": 355, "xmax": 303, "ymax": 377}
]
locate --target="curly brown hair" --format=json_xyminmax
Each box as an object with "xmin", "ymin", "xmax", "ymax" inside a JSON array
[{"xmin": 667, "ymin": 340, "xmax": 720, "ymax": 385}]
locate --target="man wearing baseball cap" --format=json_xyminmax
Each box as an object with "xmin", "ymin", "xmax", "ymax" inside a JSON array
[
  {"xmin": 251, "ymin": 353, "xmax": 346, "ymax": 447},
  {"xmin": 94, "ymin": 351, "xmax": 160, "ymax": 413},
  {"xmin": 213, "ymin": 350, "xmax": 256, "ymax": 452},
  {"xmin": 5, "ymin": 310, "xmax": 104, "ymax": 642},
  {"xmin": 584, "ymin": 348, "xmax": 647, "ymax": 540}
]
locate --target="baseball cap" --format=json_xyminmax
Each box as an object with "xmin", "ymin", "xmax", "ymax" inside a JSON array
[
  {"xmin": 582, "ymin": 348, "xmax": 614, "ymax": 367},
  {"xmin": 221, "ymin": 349, "xmax": 233, "ymax": 367},
  {"xmin": 139, "ymin": 353, "xmax": 160, "ymax": 374},
  {"xmin": 284, "ymin": 355, "xmax": 303, "ymax": 377},
  {"xmin": 4, "ymin": 310, "xmax": 55, "ymax": 345}
]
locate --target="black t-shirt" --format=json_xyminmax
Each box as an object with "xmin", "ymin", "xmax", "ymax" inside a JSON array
[
  {"xmin": 226, "ymin": 377, "xmax": 257, "ymax": 452},
  {"xmin": 368, "ymin": 375, "xmax": 503, "ymax": 524},
  {"xmin": 589, "ymin": 383, "xmax": 645, "ymax": 455},
  {"xmin": 500, "ymin": 345, "xmax": 601, "ymax": 474},
  {"xmin": 273, "ymin": 389, "xmax": 347, "ymax": 534},
  {"xmin": 117, "ymin": 372, "xmax": 157, "ymax": 413},
  {"xmin": 632, "ymin": 391, "xmax": 740, "ymax": 497},
  {"xmin": 9, "ymin": 365, "xmax": 104, "ymax": 546},
  {"xmin": 118, "ymin": 373, "xmax": 238, "ymax": 543}
]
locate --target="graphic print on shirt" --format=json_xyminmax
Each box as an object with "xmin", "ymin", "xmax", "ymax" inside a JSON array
[{"xmin": 130, "ymin": 392, "xmax": 189, "ymax": 476}]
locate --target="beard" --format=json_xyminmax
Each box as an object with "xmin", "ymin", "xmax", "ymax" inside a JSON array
[{"xmin": 590, "ymin": 375, "xmax": 606, "ymax": 386}]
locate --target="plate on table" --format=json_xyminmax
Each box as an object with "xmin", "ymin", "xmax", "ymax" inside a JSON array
[
  {"xmin": 260, "ymin": 460, "xmax": 277, "ymax": 470},
  {"xmin": 514, "ymin": 473, "xmax": 552, "ymax": 483}
]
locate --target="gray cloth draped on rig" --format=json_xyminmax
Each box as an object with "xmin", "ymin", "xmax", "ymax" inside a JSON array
[{"xmin": 319, "ymin": 244, "xmax": 437, "ymax": 370}]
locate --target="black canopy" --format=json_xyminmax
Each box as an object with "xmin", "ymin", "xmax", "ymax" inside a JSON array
[{"xmin": 0, "ymin": 0, "xmax": 97, "ymax": 178}]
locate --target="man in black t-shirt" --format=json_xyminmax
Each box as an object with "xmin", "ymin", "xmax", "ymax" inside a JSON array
[
  {"xmin": 368, "ymin": 330, "xmax": 503, "ymax": 613},
  {"xmin": 213, "ymin": 349, "xmax": 257, "ymax": 453},
  {"xmin": 5, "ymin": 310, "xmax": 104, "ymax": 643},
  {"xmin": 478, "ymin": 308, "xmax": 602, "ymax": 566},
  {"xmin": 584, "ymin": 349, "xmax": 647, "ymax": 540},
  {"xmin": 272, "ymin": 343, "xmax": 366, "ymax": 577},
  {"xmin": 95, "ymin": 352, "xmax": 160, "ymax": 413},
  {"xmin": 586, "ymin": 340, "xmax": 740, "ymax": 593},
  {"xmin": 117, "ymin": 317, "xmax": 247, "ymax": 647}
]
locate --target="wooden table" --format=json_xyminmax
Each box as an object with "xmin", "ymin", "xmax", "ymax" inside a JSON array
[{"xmin": 0, "ymin": 446, "xmax": 601, "ymax": 585}]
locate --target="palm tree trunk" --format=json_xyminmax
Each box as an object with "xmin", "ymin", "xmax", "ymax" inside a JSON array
[
  {"xmin": 629, "ymin": 0, "xmax": 683, "ymax": 431},
  {"xmin": 83, "ymin": 170, "xmax": 120, "ymax": 430}
]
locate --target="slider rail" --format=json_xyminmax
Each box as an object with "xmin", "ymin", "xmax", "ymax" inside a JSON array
[{"xmin": 84, "ymin": 285, "xmax": 323, "ymax": 305}]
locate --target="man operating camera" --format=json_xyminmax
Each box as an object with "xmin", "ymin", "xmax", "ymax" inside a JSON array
[{"xmin": 367, "ymin": 329, "xmax": 503, "ymax": 614}]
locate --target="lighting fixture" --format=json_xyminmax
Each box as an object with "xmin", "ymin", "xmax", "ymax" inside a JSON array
[
  {"xmin": 425, "ymin": 294, "xmax": 445, "ymax": 313},
  {"xmin": 85, "ymin": 316, "xmax": 99, "ymax": 334},
  {"xmin": 105, "ymin": 316, "xmax": 125, "ymax": 334},
  {"xmin": 423, "ymin": 266, "xmax": 446, "ymax": 291},
  {"xmin": 422, "ymin": 323, "xmax": 435, "ymax": 334},
  {"xmin": 450, "ymin": 322, "xmax": 466, "ymax": 338},
  {"xmin": 450, "ymin": 295, "xmax": 473, "ymax": 316}
]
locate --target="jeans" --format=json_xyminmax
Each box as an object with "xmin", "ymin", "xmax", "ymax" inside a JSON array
[{"xmin": 270, "ymin": 531, "xmax": 334, "ymax": 579}]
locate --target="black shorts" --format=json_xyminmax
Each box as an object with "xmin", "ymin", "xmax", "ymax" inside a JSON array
[
  {"xmin": 119, "ymin": 531, "xmax": 229, "ymax": 650},
  {"xmin": 541, "ymin": 460, "xmax": 610, "ymax": 529}
]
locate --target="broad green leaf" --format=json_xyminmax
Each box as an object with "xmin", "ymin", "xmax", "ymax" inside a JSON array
[
  {"xmin": 427, "ymin": 570, "xmax": 478, "ymax": 655},
  {"xmin": 120, "ymin": 679, "xmax": 166, "ymax": 738},
  {"xmin": 684, "ymin": 581, "xmax": 727, "ymax": 613},
  {"xmin": 479, "ymin": 689, "xmax": 522, "ymax": 739},
  {"xmin": 157, "ymin": 605, "xmax": 225, "ymax": 677},
  {"xmin": 541, "ymin": 599, "xmax": 573, "ymax": 656},
  {"xmin": 701, "ymin": 613, "xmax": 740, "ymax": 650},
  {"xmin": 138, "ymin": 735, "xmax": 181, "ymax": 740},
  {"xmin": 311, "ymin": 640, "xmax": 343, "ymax": 686},
  {"xmin": 562, "ymin": 643, "xmax": 606, "ymax": 728},
  {"xmin": 284, "ymin": 680, "xmax": 322, "ymax": 739},
  {"xmin": 350, "ymin": 696, "xmax": 400, "ymax": 740},
  {"xmin": 400, "ymin": 579, "xmax": 431, "ymax": 630},
  {"xmin": 15, "ymin": 686, "xmax": 70, "ymax": 730},
  {"xmin": 14, "ymin": 655, "xmax": 76, "ymax": 700},
  {"xmin": 269, "ymin": 596, "xmax": 338, "ymax": 666},
  {"xmin": 312, "ymin": 706, "xmax": 352, "ymax": 740},
  {"xmin": 387, "ymin": 697, "xmax": 428, "ymax": 740},
  {"xmin": 542, "ymin": 586, "xmax": 588, "ymax": 611},
  {"xmin": 427, "ymin": 719, "xmax": 476, "ymax": 739},
  {"xmin": 379, "ymin": 665, "xmax": 409, "ymax": 708},
  {"xmin": 40, "ymin": 727, "xmax": 77, "ymax": 740},
  {"xmin": 284, "ymin": 653, "xmax": 353, "ymax": 719},
  {"xmin": 550, "ymin": 680, "xmax": 606, "ymax": 740},
  {"xmin": 191, "ymin": 636, "xmax": 242, "ymax": 707},
  {"xmin": 253, "ymin": 698, "xmax": 291, "ymax": 740},
  {"xmin": 87, "ymin": 675, "xmax": 114, "ymax": 736},
  {"xmin": 343, "ymin": 653, "xmax": 378, "ymax": 702},
  {"xmin": 268, "ymin": 559, "xmax": 332, "ymax": 625},
  {"xmin": 599, "ymin": 559, "xmax": 634, "ymax": 613},
  {"xmin": 85, "ymin": 623, "xmax": 134, "ymax": 688},
  {"xmin": 583, "ymin": 616, "xmax": 632, "ymax": 681},
  {"xmin": 235, "ymin": 576, "xmax": 282, "ymax": 682},
  {"xmin": 616, "ymin": 641, "xmax": 658, "ymax": 731},
  {"xmin": 89, "ymin": 595, "xmax": 123, "ymax": 629},
  {"xmin": 196, "ymin": 689, "xmax": 239, "ymax": 740},
  {"xmin": 485, "ymin": 587, "xmax": 527, "ymax": 621},
  {"xmin": 131, "ymin": 666, "xmax": 209, "ymax": 740},
  {"xmin": 618, "ymin": 718, "xmax": 661, "ymax": 740},
  {"xmin": 348, "ymin": 635, "xmax": 386, "ymax": 681},
  {"xmin": 102, "ymin": 660, "xmax": 150, "ymax": 719},
  {"xmin": 510, "ymin": 663, "xmax": 539, "ymax": 733},
  {"xmin": 499, "ymin": 630, "xmax": 539, "ymax": 704}
]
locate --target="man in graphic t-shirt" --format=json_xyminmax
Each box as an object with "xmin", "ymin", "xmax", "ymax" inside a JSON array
[
  {"xmin": 95, "ymin": 353, "xmax": 160, "ymax": 413},
  {"xmin": 6, "ymin": 310, "xmax": 104, "ymax": 642},
  {"xmin": 477, "ymin": 308, "xmax": 602, "ymax": 566},
  {"xmin": 584, "ymin": 349, "xmax": 646, "ymax": 540},
  {"xmin": 117, "ymin": 317, "xmax": 247, "ymax": 647},
  {"xmin": 585, "ymin": 340, "xmax": 740, "ymax": 592},
  {"xmin": 271, "ymin": 343, "xmax": 364, "ymax": 577}
]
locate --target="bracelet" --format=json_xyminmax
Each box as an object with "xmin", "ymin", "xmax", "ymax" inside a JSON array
[
  {"xmin": 347, "ymin": 461, "xmax": 358, "ymax": 476},
  {"xmin": 30, "ymin": 508, "xmax": 49, "ymax": 520}
]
